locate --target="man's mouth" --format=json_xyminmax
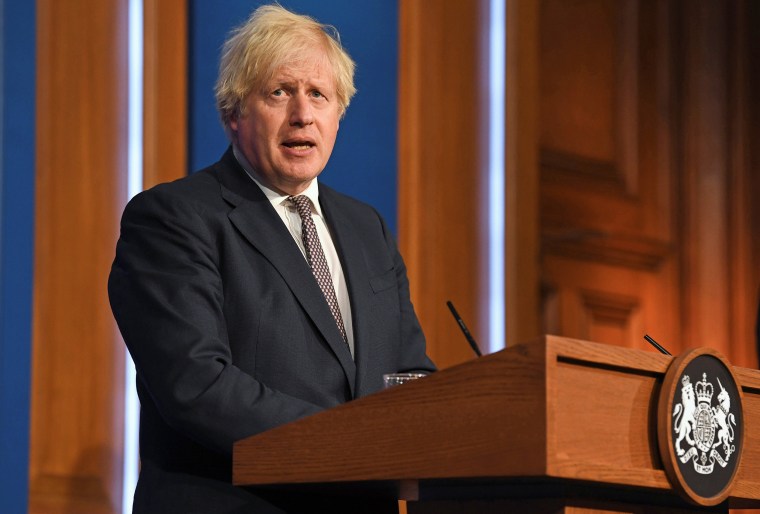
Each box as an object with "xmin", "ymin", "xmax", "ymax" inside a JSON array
[{"xmin": 282, "ymin": 140, "xmax": 315, "ymax": 151}]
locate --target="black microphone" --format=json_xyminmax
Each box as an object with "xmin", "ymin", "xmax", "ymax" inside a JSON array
[
  {"xmin": 446, "ymin": 301, "xmax": 482, "ymax": 357},
  {"xmin": 644, "ymin": 334, "xmax": 672, "ymax": 356}
]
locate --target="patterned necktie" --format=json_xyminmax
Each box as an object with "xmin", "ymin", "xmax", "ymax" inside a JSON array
[{"xmin": 288, "ymin": 195, "xmax": 349, "ymax": 346}]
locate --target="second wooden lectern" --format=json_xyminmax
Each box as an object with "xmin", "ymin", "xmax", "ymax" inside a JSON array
[{"xmin": 233, "ymin": 336, "xmax": 760, "ymax": 513}]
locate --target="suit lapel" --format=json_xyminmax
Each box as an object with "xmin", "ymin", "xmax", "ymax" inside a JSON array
[{"xmin": 215, "ymin": 152, "xmax": 356, "ymax": 394}]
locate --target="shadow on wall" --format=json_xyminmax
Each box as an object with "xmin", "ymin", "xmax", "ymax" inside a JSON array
[{"xmin": 29, "ymin": 445, "xmax": 119, "ymax": 514}]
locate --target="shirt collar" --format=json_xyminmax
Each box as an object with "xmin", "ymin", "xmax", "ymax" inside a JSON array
[{"xmin": 233, "ymin": 145, "xmax": 323, "ymax": 216}]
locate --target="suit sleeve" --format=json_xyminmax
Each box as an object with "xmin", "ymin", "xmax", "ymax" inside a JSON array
[
  {"xmin": 108, "ymin": 187, "xmax": 323, "ymax": 455},
  {"xmin": 379, "ymin": 213, "xmax": 437, "ymax": 375}
]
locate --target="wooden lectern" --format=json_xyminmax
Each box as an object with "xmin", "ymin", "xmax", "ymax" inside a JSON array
[{"xmin": 233, "ymin": 336, "xmax": 760, "ymax": 513}]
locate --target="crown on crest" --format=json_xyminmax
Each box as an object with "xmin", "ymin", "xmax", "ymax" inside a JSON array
[{"xmin": 695, "ymin": 373, "xmax": 714, "ymax": 404}]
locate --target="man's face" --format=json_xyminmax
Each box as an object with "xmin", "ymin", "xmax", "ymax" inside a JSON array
[{"xmin": 230, "ymin": 47, "xmax": 341, "ymax": 196}]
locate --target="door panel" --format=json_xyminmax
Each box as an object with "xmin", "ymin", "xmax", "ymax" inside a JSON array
[{"xmin": 534, "ymin": 0, "xmax": 758, "ymax": 367}]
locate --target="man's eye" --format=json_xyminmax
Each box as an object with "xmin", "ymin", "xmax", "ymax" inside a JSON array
[
  {"xmin": 310, "ymin": 90, "xmax": 323, "ymax": 99},
  {"xmin": 272, "ymin": 89, "xmax": 284, "ymax": 97}
]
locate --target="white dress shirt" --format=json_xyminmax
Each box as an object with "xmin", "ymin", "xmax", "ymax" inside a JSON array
[{"xmin": 232, "ymin": 146, "xmax": 355, "ymax": 357}]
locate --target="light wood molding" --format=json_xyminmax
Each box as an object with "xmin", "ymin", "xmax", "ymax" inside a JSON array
[
  {"xmin": 580, "ymin": 289, "xmax": 641, "ymax": 347},
  {"xmin": 506, "ymin": 0, "xmax": 541, "ymax": 345},
  {"xmin": 540, "ymin": 149, "xmax": 627, "ymax": 193},
  {"xmin": 31, "ymin": 0, "xmax": 128, "ymax": 512},
  {"xmin": 143, "ymin": 0, "xmax": 188, "ymax": 188},
  {"xmin": 398, "ymin": 0, "xmax": 488, "ymax": 368},
  {"xmin": 542, "ymin": 229, "xmax": 672, "ymax": 271}
]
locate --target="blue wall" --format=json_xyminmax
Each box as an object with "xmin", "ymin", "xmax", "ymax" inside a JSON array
[
  {"xmin": 188, "ymin": 0, "xmax": 399, "ymax": 232},
  {"xmin": 0, "ymin": 1, "xmax": 36, "ymax": 513}
]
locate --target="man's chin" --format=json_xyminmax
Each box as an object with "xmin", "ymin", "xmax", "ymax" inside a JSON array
[
  {"xmin": 271, "ymin": 173, "xmax": 322, "ymax": 195},
  {"xmin": 280, "ymin": 166, "xmax": 323, "ymax": 183}
]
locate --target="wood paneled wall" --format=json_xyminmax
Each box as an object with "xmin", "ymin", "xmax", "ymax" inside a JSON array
[
  {"xmin": 399, "ymin": 0, "xmax": 489, "ymax": 369},
  {"xmin": 401, "ymin": 0, "xmax": 759, "ymax": 370},
  {"xmin": 519, "ymin": 0, "xmax": 759, "ymax": 367},
  {"xmin": 537, "ymin": 0, "xmax": 678, "ymax": 352},
  {"xmin": 29, "ymin": 0, "xmax": 759, "ymax": 511},
  {"xmin": 31, "ymin": 1, "xmax": 128, "ymax": 512}
]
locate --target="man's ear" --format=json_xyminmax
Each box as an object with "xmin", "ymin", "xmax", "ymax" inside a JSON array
[{"xmin": 226, "ymin": 115, "xmax": 239, "ymax": 143}]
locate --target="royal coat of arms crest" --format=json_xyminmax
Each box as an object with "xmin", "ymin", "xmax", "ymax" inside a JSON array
[
  {"xmin": 672, "ymin": 372, "xmax": 737, "ymax": 474},
  {"xmin": 658, "ymin": 348, "xmax": 744, "ymax": 505}
]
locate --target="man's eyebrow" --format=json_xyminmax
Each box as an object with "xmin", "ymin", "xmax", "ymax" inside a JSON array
[{"xmin": 268, "ymin": 77, "xmax": 333, "ymax": 90}]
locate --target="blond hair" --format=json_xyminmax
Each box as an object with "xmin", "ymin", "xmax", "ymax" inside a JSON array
[{"xmin": 215, "ymin": 4, "xmax": 356, "ymax": 127}]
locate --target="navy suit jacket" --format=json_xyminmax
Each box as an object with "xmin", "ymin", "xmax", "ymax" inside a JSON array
[{"xmin": 108, "ymin": 148, "xmax": 435, "ymax": 513}]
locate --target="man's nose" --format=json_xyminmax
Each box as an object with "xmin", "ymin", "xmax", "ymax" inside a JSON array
[{"xmin": 289, "ymin": 93, "xmax": 314, "ymax": 127}]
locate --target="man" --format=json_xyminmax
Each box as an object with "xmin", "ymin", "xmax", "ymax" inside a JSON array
[{"xmin": 108, "ymin": 5, "xmax": 435, "ymax": 513}]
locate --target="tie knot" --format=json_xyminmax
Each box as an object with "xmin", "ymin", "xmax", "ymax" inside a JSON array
[{"xmin": 288, "ymin": 195, "xmax": 312, "ymax": 221}]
